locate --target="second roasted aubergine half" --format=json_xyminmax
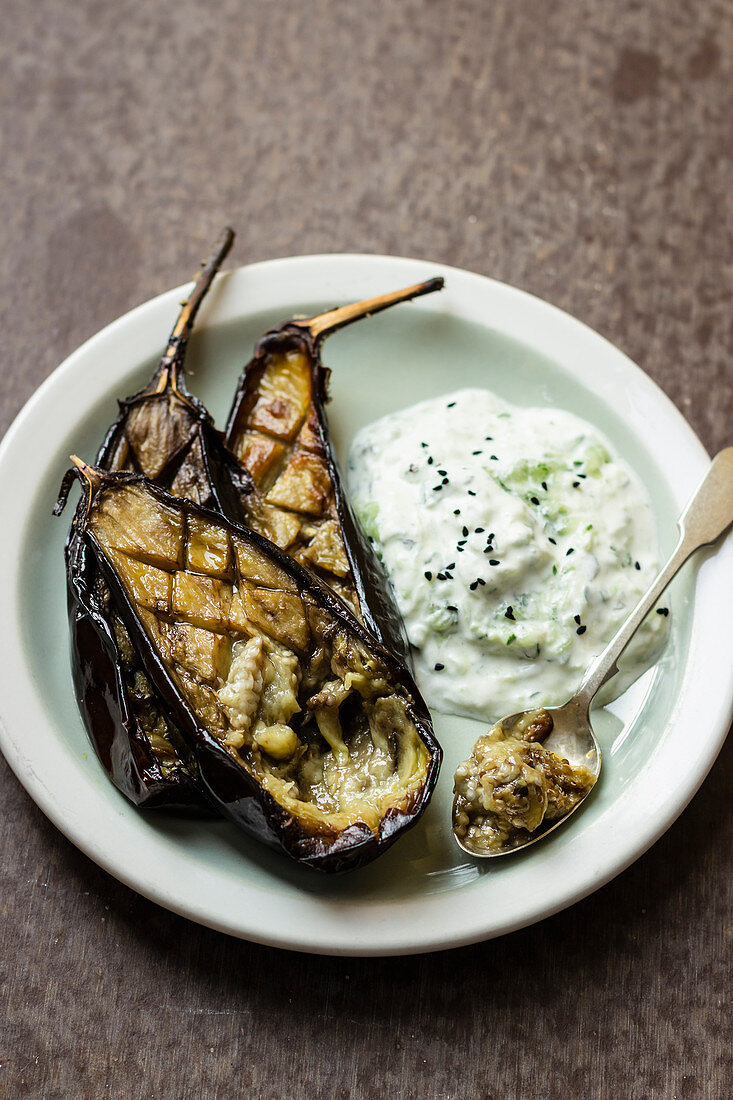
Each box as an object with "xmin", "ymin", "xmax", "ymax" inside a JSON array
[
  {"xmin": 224, "ymin": 278, "xmax": 444, "ymax": 665},
  {"xmin": 58, "ymin": 228, "xmax": 245, "ymax": 810},
  {"xmin": 66, "ymin": 463, "xmax": 442, "ymax": 872}
]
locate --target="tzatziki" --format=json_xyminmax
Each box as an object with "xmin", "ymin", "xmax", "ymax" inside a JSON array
[{"xmin": 347, "ymin": 388, "xmax": 669, "ymax": 722}]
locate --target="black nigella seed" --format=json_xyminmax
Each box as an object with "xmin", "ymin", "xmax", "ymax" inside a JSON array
[
  {"xmin": 574, "ymin": 614, "xmax": 581, "ymax": 624},
  {"xmin": 462, "ymin": 526, "xmax": 469, "ymax": 536},
  {"xmin": 573, "ymin": 481, "xmax": 580, "ymax": 488},
  {"xmin": 530, "ymin": 496, "xmax": 540, "ymax": 505},
  {"xmin": 483, "ymin": 547, "xmax": 492, "ymax": 554},
  {"xmin": 472, "ymin": 450, "xmax": 482, "ymax": 456},
  {"xmin": 505, "ymin": 606, "xmax": 515, "ymax": 620},
  {"xmin": 635, "ymin": 561, "xmax": 641, "ymax": 570},
  {"xmin": 475, "ymin": 527, "xmax": 485, "ymax": 533},
  {"xmin": 427, "ymin": 456, "xmax": 434, "ymax": 465},
  {"xmin": 435, "ymin": 662, "xmax": 445, "ymax": 670},
  {"xmin": 490, "ymin": 455, "xmax": 498, "ymax": 461},
  {"xmin": 447, "ymin": 562, "xmax": 456, "ymax": 570},
  {"xmin": 453, "ymin": 509, "xmax": 461, "ymax": 515},
  {"xmin": 458, "ymin": 539, "xmax": 467, "ymax": 546},
  {"xmin": 541, "ymin": 481, "xmax": 548, "ymax": 491},
  {"xmin": 566, "ymin": 548, "xmax": 575, "ymax": 556},
  {"xmin": 489, "ymin": 559, "xmax": 500, "ymax": 566},
  {"xmin": 447, "ymin": 605, "xmax": 458, "ymax": 612},
  {"xmin": 470, "ymin": 581, "xmax": 478, "ymax": 591},
  {"xmin": 477, "ymin": 578, "xmax": 486, "ymax": 586},
  {"xmin": 488, "ymin": 532, "xmax": 495, "ymax": 540},
  {"xmin": 433, "ymin": 485, "xmax": 443, "ymax": 492},
  {"xmin": 468, "ymin": 490, "xmax": 477, "ymax": 496},
  {"xmin": 548, "ymin": 537, "xmax": 557, "ymax": 545},
  {"xmin": 485, "ymin": 436, "xmax": 493, "ymax": 441},
  {"xmin": 457, "ymin": 546, "xmax": 465, "ymax": 552},
  {"xmin": 424, "ymin": 571, "xmax": 432, "ymax": 580},
  {"xmin": 421, "ymin": 442, "xmax": 428, "ymax": 448},
  {"xmin": 442, "ymin": 477, "xmax": 449, "ymax": 485},
  {"xmin": 447, "ymin": 402, "xmax": 456, "ymax": 408},
  {"xmin": 438, "ymin": 469, "xmax": 447, "ymax": 476},
  {"xmin": 578, "ymin": 473, "xmax": 587, "ymax": 479},
  {"xmin": 657, "ymin": 607, "xmax": 669, "ymax": 616},
  {"xmin": 576, "ymin": 625, "xmax": 587, "ymax": 635}
]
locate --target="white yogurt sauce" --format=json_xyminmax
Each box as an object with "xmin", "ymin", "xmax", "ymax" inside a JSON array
[{"xmin": 347, "ymin": 388, "xmax": 669, "ymax": 722}]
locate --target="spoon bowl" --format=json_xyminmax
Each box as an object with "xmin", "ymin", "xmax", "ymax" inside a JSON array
[{"xmin": 452, "ymin": 698, "xmax": 601, "ymax": 859}]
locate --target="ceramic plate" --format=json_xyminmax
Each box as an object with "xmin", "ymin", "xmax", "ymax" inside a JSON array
[{"xmin": 1, "ymin": 254, "xmax": 731, "ymax": 956}]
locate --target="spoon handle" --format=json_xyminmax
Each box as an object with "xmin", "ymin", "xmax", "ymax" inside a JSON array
[{"xmin": 575, "ymin": 447, "xmax": 733, "ymax": 708}]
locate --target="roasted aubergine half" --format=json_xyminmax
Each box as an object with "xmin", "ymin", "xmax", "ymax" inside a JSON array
[
  {"xmin": 62, "ymin": 462, "xmax": 442, "ymax": 872},
  {"xmin": 57, "ymin": 228, "xmax": 245, "ymax": 810},
  {"xmin": 224, "ymin": 278, "xmax": 444, "ymax": 666}
]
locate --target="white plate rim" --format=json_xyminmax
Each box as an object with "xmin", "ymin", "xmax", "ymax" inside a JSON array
[{"xmin": 1, "ymin": 252, "xmax": 731, "ymax": 956}]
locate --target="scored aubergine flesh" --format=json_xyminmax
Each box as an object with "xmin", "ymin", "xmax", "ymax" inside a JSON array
[
  {"xmin": 59, "ymin": 229, "xmax": 241, "ymax": 810},
  {"xmin": 71, "ymin": 464, "xmax": 441, "ymax": 872},
  {"xmin": 224, "ymin": 278, "xmax": 444, "ymax": 665}
]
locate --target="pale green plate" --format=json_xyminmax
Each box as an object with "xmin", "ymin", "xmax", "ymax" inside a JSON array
[{"xmin": 1, "ymin": 254, "xmax": 731, "ymax": 955}]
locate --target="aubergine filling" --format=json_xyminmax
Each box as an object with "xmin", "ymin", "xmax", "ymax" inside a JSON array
[
  {"xmin": 453, "ymin": 709, "xmax": 596, "ymax": 853},
  {"xmin": 227, "ymin": 346, "xmax": 358, "ymax": 614},
  {"xmin": 88, "ymin": 483, "xmax": 429, "ymax": 834}
]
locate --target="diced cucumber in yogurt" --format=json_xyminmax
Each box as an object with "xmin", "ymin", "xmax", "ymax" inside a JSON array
[{"xmin": 347, "ymin": 388, "xmax": 668, "ymax": 722}]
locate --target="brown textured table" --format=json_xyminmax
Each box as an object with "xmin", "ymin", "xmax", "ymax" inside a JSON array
[{"xmin": 2, "ymin": 2, "xmax": 731, "ymax": 1096}]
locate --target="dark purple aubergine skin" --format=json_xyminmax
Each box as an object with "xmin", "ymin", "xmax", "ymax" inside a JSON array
[
  {"xmin": 66, "ymin": 534, "xmax": 205, "ymax": 810},
  {"xmin": 223, "ymin": 279, "xmax": 444, "ymax": 670},
  {"xmin": 60, "ymin": 228, "xmax": 247, "ymax": 813},
  {"xmin": 79, "ymin": 472, "xmax": 442, "ymax": 874}
]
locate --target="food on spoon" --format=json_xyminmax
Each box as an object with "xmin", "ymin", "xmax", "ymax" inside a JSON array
[
  {"xmin": 64, "ymin": 462, "xmax": 441, "ymax": 872},
  {"xmin": 224, "ymin": 278, "xmax": 444, "ymax": 665},
  {"xmin": 57, "ymin": 229, "xmax": 242, "ymax": 810},
  {"xmin": 452, "ymin": 709, "xmax": 596, "ymax": 853},
  {"xmin": 348, "ymin": 388, "xmax": 670, "ymax": 723}
]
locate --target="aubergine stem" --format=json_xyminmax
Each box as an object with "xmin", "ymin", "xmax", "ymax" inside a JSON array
[
  {"xmin": 68, "ymin": 455, "xmax": 103, "ymax": 515},
  {"xmin": 301, "ymin": 276, "xmax": 444, "ymax": 342},
  {"xmin": 148, "ymin": 226, "xmax": 235, "ymax": 399},
  {"xmin": 55, "ymin": 455, "xmax": 102, "ymax": 517}
]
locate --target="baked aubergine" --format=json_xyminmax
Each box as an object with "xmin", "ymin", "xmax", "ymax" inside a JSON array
[
  {"xmin": 96, "ymin": 226, "xmax": 248, "ymax": 515},
  {"xmin": 63, "ymin": 461, "xmax": 442, "ymax": 872},
  {"xmin": 58, "ymin": 229, "xmax": 244, "ymax": 810},
  {"xmin": 224, "ymin": 278, "xmax": 444, "ymax": 665}
]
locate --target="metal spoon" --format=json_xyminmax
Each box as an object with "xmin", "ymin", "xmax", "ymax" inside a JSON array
[{"xmin": 452, "ymin": 447, "xmax": 733, "ymax": 859}]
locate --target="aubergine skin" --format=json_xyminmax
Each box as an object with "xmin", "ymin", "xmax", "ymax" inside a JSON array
[
  {"xmin": 74, "ymin": 468, "xmax": 442, "ymax": 873},
  {"xmin": 61, "ymin": 229, "xmax": 242, "ymax": 813},
  {"xmin": 223, "ymin": 279, "xmax": 444, "ymax": 667},
  {"xmin": 67, "ymin": 535, "xmax": 205, "ymax": 809}
]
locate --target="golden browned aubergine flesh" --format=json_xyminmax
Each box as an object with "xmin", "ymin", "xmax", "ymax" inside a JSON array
[
  {"xmin": 64, "ymin": 461, "xmax": 441, "ymax": 872},
  {"xmin": 224, "ymin": 278, "xmax": 444, "ymax": 665}
]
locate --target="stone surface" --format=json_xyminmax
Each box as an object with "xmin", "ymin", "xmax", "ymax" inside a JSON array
[{"xmin": 1, "ymin": 1, "xmax": 731, "ymax": 1096}]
